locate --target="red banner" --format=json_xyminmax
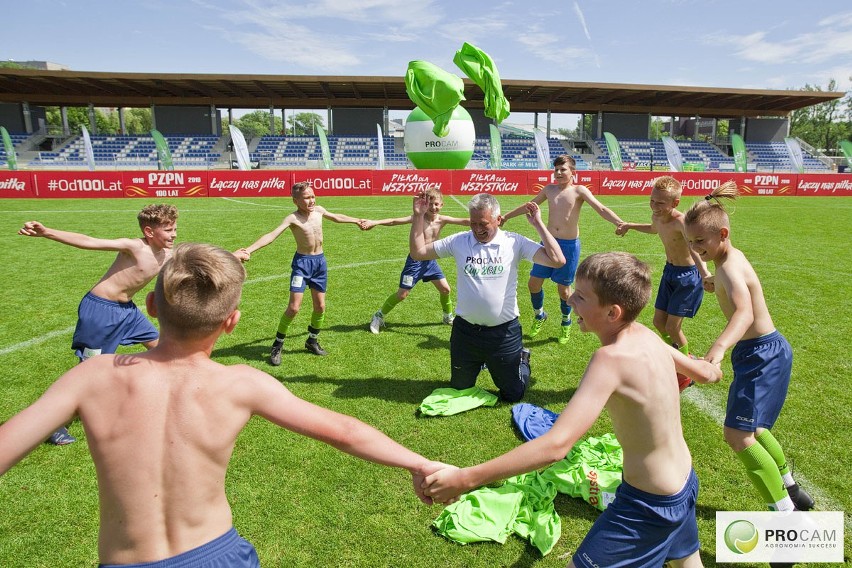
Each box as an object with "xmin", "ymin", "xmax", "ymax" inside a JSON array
[
  {"xmin": 0, "ymin": 171, "xmax": 34, "ymax": 198},
  {"xmin": 527, "ymin": 170, "xmax": 553, "ymax": 194},
  {"xmin": 292, "ymin": 170, "xmax": 372, "ymax": 196},
  {"xmin": 597, "ymin": 171, "xmax": 796, "ymax": 197},
  {"xmin": 794, "ymin": 173, "xmax": 852, "ymax": 196},
  {"xmin": 738, "ymin": 172, "xmax": 796, "ymax": 196},
  {"xmin": 451, "ymin": 170, "xmax": 530, "ymax": 195},
  {"xmin": 31, "ymin": 171, "xmax": 124, "ymax": 198},
  {"xmin": 207, "ymin": 171, "xmax": 292, "ymax": 198},
  {"xmin": 123, "ymin": 171, "xmax": 208, "ymax": 198},
  {"xmin": 372, "ymin": 170, "xmax": 453, "ymax": 194},
  {"xmin": 576, "ymin": 171, "xmax": 599, "ymax": 194}
]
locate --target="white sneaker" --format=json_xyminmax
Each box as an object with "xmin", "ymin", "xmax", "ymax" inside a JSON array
[
  {"xmin": 370, "ymin": 311, "xmax": 385, "ymax": 334},
  {"xmin": 442, "ymin": 313, "xmax": 455, "ymax": 325}
]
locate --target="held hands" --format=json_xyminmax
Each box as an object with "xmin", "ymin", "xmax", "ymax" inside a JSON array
[
  {"xmin": 703, "ymin": 345, "xmax": 725, "ymax": 366},
  {"xmin": 18, "ymin": 221, "xmax": 47, "ymax": 237},
  {"xmin": 615, "ymin": 222, "xmax": 629, "ymax": 236},
  {"xmin": 359, "ymin": 219, "xmax": 376, "ymax": 230},
  {"xmin": 523, "ymin": 201, "xmax": 543, "ymax": 226},
  {"xmin": 233, "ymin": 249, "xmax": 250, "ymax": 262},
  {"xmin": 412, "ymin": 461, "xmax": 457, "ymax": 505},
  {"xmin": 702, "ymin": 274, "xmax": 715, "ymax": 292},
  {"xmin": 421, "ymin": 464, "xmax": 467, "ymax": 505},
  {"xmin": 412, "ymin": 191, "xmax": 429, "ymax": 216}
]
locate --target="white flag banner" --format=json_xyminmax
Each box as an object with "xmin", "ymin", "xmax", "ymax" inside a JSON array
[
  {"xmin": 533, "ymin": 130, "xmax": 550, "ymax": 169},
  {"xmin": 376, "ymin": 124, "xmax": 385, "ymax": 170},
  {"xmin": 229, "ymin": 126, "xmax": 251, "ymax": 171},
  {"xmin": 81, "ymin": 125, "xmax": 96, "ymax": 171},
  {"xmin": 662, "ymin": 136, "xmax": 684, "ymax": 172},
  {"xmin": 784, "ymin": 137, "xmax": 805, "ymax": 173}
]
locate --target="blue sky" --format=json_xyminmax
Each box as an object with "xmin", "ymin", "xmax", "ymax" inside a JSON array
[{"xmin": 5, "ymin": 0, "xmax": 851, "ymax": 128}]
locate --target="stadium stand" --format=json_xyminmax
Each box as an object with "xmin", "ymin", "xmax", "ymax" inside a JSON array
[{"xmin": 30, "ymin": 134, "xmax": 221, "ymax": 169}]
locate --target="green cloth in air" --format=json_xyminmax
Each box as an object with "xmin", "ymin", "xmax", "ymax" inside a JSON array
[
  {"xmin": 419, "ymin": 386, "xmax": 498, "ymax": 416},
  {"xmin": 404, "ymin": 60, "xmax": 465, "ymax": 137},
  {"xmin": 453, "ymin": 42, "xmax": 510, "ymax": 123},
  {"xmin": 540, "ymin": 433, "xmax": 623, "ymax": 511}
]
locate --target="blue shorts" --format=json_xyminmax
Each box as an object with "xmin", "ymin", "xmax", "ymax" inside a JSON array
[
  {"xmin": 450, "ymin": 317, "xmax": 529, "ymax": 402},
  {"xmin": 289, "ymin": 253, "xmax": 327, "ymax": 293},
  {"xmin": 98, "ymin": 528, "xmax": 259, "ymax": 567},
  {"xmin": 399, "ymin": 255, "xmax": 445, "ymax": 289},
  {"xmin": 72, "ymin": 292, "xmax": 159, "ymax": 360},
  {"xmin": 574, "ymin": 469, "xmax": 700, "ymax": 567},
  {"xmin": 529, "ymin": 238, "xmax": 580, "ymax": 286},
  {"xmin": 654, "ymin": 263, "xmax": 704, "ymax": 318},
  {"xmin": 725, "ymin": 330, "xmax": 792, "ymax": 432}
]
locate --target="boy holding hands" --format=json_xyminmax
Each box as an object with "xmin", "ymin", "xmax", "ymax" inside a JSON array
[
  {"xmin": 0, "ymin": 243, "xmax": 444, "ymax": 567},
  {"xmin": 502, "ymin": 155, "xmax": 624, "ymax": 344},
  {"xmin": 424, "ymin": 252, "xmax": 721, "ymax": 567},
  {"xmin": 684, "ymin": 183, "xmax": 813, "ymax": 514},
  {"xmin": 236, "ymin": 182, "xmax": 364, "ymax": 361}
]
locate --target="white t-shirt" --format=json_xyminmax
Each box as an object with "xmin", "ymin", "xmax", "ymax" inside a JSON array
[{"xmin": 433, "ymin": 229, "xmax": 542, "ymax": 326}]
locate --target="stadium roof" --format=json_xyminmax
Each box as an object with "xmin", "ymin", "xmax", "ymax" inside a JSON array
[{"xmin": 0, "ymin": 68, "xmax": 843, "ymax": 119}]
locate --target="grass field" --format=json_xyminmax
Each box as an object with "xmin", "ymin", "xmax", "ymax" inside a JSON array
[{"xmin": 0, "ymin": 194, "xmax": 849, "ymax": 567}]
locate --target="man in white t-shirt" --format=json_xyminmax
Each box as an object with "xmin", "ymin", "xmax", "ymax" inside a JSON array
[{"xmin": 409, "ymin": 193, "xmax": 565, "ymax": 401}]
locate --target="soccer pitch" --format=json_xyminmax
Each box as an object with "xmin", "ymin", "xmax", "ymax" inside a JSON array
[{"xmin": 0, "ymin": 195, "xmax": 849, "ymax": 567}]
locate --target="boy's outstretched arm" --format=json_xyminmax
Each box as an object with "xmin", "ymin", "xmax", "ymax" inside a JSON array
[
  {"xmin": 18, "ymin": 221, "xmax": 141, "ymax": 253},
  {"xmin": 500, "ymin": 194, "xmax": 546, "ymax": 226},
  {"xmin": 360, "ymin": 215, "xmax": 413, "ymax": 230},
  {"xmin": 439, "ymin": 216, "xmax": 471, "ymax": 227},
  {"xmin": 239, "ymin": 217, "xmax": 292, "ymax": 258},
  {"xmin": 670, "ymin": 347, "xmax": 722, "ymax": 384},
  {"xmin": 704, "ymin": 273, "xmax": 753, "ymax": 365},
  {"xmin": 0, "ymin": 367, "xmax": 85, "ymax": 476},
  {"xmin": 424, "ymin": 352, "xmax": 616, "ymax": 503},
  {"xmin": 244, "ymin": 368, "xmax": 448, "ymax": 504},
  {"xmin": 578, "ymin": 186, "xmax": 624, "ymax": 226},
  {"xmin": 616, "ymin": 221, "xmax": 655, "ymax": 236},
  {"xmin": 320, "ymin": 207, "xmax": 365, "ymax": 226}
]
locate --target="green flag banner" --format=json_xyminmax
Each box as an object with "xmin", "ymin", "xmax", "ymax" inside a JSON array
[
  {"xmin": 731, "ymin": 133, "xmax": 747, "ymax": 173},
  {"xmin": 1, "ymin": 126, "xmax": 18, "ymax": 170},
  {"xmin": 405, "ymin": 60, "xmax": 466, "ymax": 137},
  {"xmin": 316, "ymin": 124, "xmax": 332, "ymax": 170},
  {"xmin": 603, "ymin": 132, "xmax": 623, "ymax": 171},
  {"xmin": 839, "ymin": 140, "xmax": 852, "ymax": 168},
  {"xmin": 151, "ymin": 129, "xmax": 174, "ymax": 171},
  {"xmin": 489, "ymin": 124, "xmax": 502, "ymax": 169},
  {"xmin": 453, "ymin": 42, "xmax": 510, "ymax": 123}
]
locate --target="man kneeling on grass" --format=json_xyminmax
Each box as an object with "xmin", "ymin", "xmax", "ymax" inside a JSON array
[{"xmin": 0, "ymin": 242, "xmax": 445, "ymax": 567}]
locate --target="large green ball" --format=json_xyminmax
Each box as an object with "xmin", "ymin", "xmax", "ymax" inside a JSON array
[{"xmin": 404, "ymin": 106, "xmax": 475, "ymax": 170}]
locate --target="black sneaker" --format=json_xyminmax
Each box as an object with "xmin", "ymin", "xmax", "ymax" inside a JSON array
[
  {"xmin": 47, "ymin": 427, "xmax": 76, "ymax": 446},
  {"xmin": 269, "ymin": 342, "xmax": 283, "ymax": 366},
  {"xmin": 305, "ymin": 339, "xmax": 328, "ymax": 356},
  {"xmin": 787, "ymin": 483, "xmax": 815, "ymax": 511}
]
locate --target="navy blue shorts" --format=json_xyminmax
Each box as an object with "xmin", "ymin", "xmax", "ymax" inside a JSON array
[
  {"xmin": 574, "ymin": 469, "xmax": 700, "ymax": 567},
  {"xmin": 654, "ymin": 263, "xmax": 704, "ymax": 318},
  {"xmin": 725, "ymin": 330, "xmax": 792, "ymax": 432},
  {"xmin": 529, "ymin": 238, "xmax": 580, "ymax": 286},
  {"xmin": 98, "ymin": 528, "xmax": 259, "ymax": 567},
  {"xmin": 449, "ymin": 317, "xmax": 529, "ymax": 402},
  {"xmin": 399, "ymin": 255, "xmax": 445, "ymax": 289},
  {"xmin": 289, "ymin": 252, "xmax": 327, "ymax": 293},
  {"xmin": 72, "ymin": 292, "xmax": 159, "ymax": 360}
]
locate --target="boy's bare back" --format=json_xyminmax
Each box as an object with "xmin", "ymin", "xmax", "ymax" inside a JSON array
[{"xmin": 710, "ymin": 247, "xmax": 775, "ymax": 347}]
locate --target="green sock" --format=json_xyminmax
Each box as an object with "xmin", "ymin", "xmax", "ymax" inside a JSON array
[
  {"xmin": 381, "ymin": 294, "xmax": 403, "ymax": 315},
  {"xmin": 678, "ymin": 342, "xmax": 689, "ymax": 356},
  {"xmin": 736, "ymin": 442, "xmax": 790, "ymax": 509},
  {"xmin": 661, "ymin": 332, "xmax": 672, "ymax": 345},
  {"xmin": 439, "ymin": 292, "xmax": 453, "ymax": 315},
  {"xmin": 310, "ymin": 311, "xmax": 325, "ymax": 330},
  {"xmin": 756, "ymin": 430, "xmax": 791, "ymax": 478},
  {"xmin": 277, "ymin": 313, "xmax": 295, "ymax": 336}
]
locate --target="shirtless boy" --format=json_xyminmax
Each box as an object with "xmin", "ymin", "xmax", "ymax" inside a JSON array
[
  {"xmin": 424, "ymin": 252, "xmax": 721, "ymax": 567},
  {"xmin": 362, "ymin": 186, "xmax": 469, "ymax": 333},
  {"xmin": 502, "ymin": 155, "xmax": 624, "ymax": 344},
  {"xmin": 18, "ymin": 204, "xmax": 178, "ymax": 444},
  {"xmin": 617, "ymin": 176, "xmax": 712, "ymax": 389},
  {"xmin": 0, "ymin": 243, "xmax": 444, "ymax": 567},
  {"xmin": 235, "ymin": 182, "xmax": 364, "ymax": 361}
]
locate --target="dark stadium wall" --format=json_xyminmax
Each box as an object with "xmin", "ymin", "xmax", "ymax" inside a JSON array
[
  {"xmin": 601, "ymin": 113, "xmax": 650, "ymax": 139},
  {"xmin": 332, "ymin": 108, "xmax": 384, "ymax": 135},
  {"xmin": 153, "ymin": 106, "xmax": 221, "ymax": 135},
  {"xmin": 0, "ymin": 103, "xmax": 26, "ymax": 132},
  {"xmin": 744, "ymin": 118, "xmax": 787, "ymax": 143}
]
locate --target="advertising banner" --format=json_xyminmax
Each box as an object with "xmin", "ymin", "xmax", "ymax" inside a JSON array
[
  {"xmin": 451, "ymin": 170, "xmax": 529, "ymax": 195},
  {"xmin": 795, "ymin": 173, "xmax": 852, "ymax": 196},
  {"xmin": 0, "ymin": 170, "xmax": 34, "ymax": 198},
  {"xmin": 31, "ymin": 171, "xmax": 125, "ymax": 198},
  {"xmin": 151, "ymin": 130, "xmax": 174, "ymax": 171},
  {"xmin": 603, "ymin": 132, "xmax": 623, "ymax": 171},
  {"xmin": 372, "ymin": 170, "xmax": 453, "ymax": 194},
  {"xmin": 292, "ymin": 170, "xmax": 372, "ymax": 196},
  {"xmin": 597, "ymin": 172, "xmax": 794, "ymax": 197},
  {"xmin": 123, "ymin": 171, "xmax": 207, "ymax": 198},
  {"xmin": 575, "ymin": 171, "xmax": 599, "ymax": 194},
  {"xmin": 207, "ymin": 171, "xmax": 292, "ymax": 198},
  {"xmin": 739, "ymin": 173, "xmax": 796, "ymax": 196},
  {"xmin": 527, "ymin": 170, "xmax": 552, "ymax": 195}
]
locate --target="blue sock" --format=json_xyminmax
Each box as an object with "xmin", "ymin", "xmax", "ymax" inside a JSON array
[
  {"xmin": 560, "ymin": 299, "xmax": 572, "ymax": 325},
  {"xmin": 531, "ymin": 290, "xmax": 544, "ymax": 311}
]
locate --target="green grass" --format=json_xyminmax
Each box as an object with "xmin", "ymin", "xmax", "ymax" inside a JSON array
[{"xmin": 0, "ymin": 195, "xmax": 850, "ymax": 567}]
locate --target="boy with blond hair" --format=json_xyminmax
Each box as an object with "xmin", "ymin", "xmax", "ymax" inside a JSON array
[
  {"xmin": 424, "ymin": 252, "xmax": 722, "ymax": 567},
  {"xmin": 362, "ymin": 186, "xmax": 469, "ymax": 333},
  {"xmin": 18, "ymin": 203, "xmax": 178, "ymax": 444},
  {"xmin": 684, "ymin": 183, "xmax": 814, "ymax": 518},
  {"xmin": 236, "ymin": 182, "xmax": 364, "ymax": 361},
  {"xmin": 0, "ymin": 243, "xmax": 445, "ymax": 567},
  {"xmin": 617, "ymin": 175, "xmax": 712, "ymax": 390},
  {"xmin": 502, "ymin": 155, "xmax": 624, "ymax": 345}
]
